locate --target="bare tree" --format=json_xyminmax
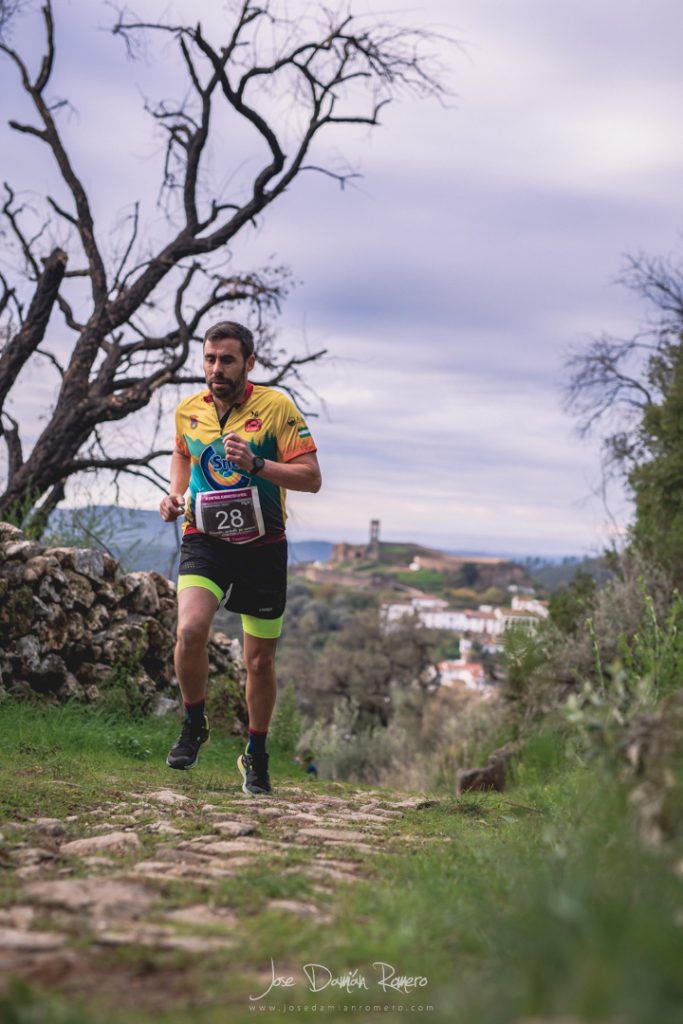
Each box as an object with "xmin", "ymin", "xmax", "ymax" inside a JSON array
[
  {"xmin": 0, "ymin": 0, "xmax": 23, "ymax": 43},
  {"xmin": 563, "ymin": 251, "xmax": 683, "ymax": 476},
  {"xmin": 0, "ymin": 1, "xmax": 447, "ymax": 528}
]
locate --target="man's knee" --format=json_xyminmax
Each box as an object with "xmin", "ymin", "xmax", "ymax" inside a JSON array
[
  {"xmin": 244, "ymin": 644, "xmax": 277, "ymax": 676},
  {"xmin": 176, "ymin": 617, "xmax": 211, "ymax": 651}
]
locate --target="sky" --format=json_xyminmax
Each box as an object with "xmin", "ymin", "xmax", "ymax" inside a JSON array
[{"xmin": 1, "ymin": 0, "xmax": 682, "ymax": 556}]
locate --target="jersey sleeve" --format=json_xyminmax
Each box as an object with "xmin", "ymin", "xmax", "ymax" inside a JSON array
[
  {"xmin": 174, "ymin": 405, "xmax": 190, "ymax": 457},
  {"xmin": 276, "ymin": 395, "xmax": 317, "ymax": 463}
]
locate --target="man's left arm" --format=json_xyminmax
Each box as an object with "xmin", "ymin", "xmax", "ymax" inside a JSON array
[
  {"xmin": 257, "ymin": 450, "xmax": 322, "ymax": 493},
  {"xmin": 223, "ymin": 433, "xmax": 321, "ymax": 492}
]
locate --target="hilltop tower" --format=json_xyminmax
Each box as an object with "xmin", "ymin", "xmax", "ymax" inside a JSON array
[{"xmin": 367, "ymin": 518, "xmax": 380, "ymax": 560}]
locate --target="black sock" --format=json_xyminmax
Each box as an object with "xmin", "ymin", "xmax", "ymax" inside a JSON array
[
  {"xmin": 247, "ymin": 729, "xmax": 267, "ymax": 755},
  {"xmin": 184, "ymin": 699, "xmax": 206, "ymax": 729}
]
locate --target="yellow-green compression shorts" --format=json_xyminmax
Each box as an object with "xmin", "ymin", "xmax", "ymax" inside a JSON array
[
  {"xmin": 179, "ymin": 581, "xmax": 286, "ymax": 634},
  {"xmin": 176, "ymin": 575, "xmax": 285, "ymax": 638}
]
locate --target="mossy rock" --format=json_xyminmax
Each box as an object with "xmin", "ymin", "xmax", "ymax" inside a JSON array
[
  {"xmin": 206, "ymin": 671, "xmax": 248, "ymax": 730},
  {"xmin": 0, "ymin": 584, "xmax": 34, "ymax": 637}
]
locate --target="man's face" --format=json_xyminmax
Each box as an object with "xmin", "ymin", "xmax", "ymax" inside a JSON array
[{"xmin": 203, "ymin": 337, "xmax": 255, "ymax": 404}]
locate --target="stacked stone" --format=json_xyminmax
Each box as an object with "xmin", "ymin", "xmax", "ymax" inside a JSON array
[{"xmin": 0, "ymin": 521, "xmax": 240, "ymax": 708}]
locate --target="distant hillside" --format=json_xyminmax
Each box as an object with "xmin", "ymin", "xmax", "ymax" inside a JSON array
[
  {"xmin": 377, "ymin": 542, "xmax": 507, "ymax": 568},
  {"xmin": 522, "ymin": 554, "xmax": 614, "ymax": 591}
]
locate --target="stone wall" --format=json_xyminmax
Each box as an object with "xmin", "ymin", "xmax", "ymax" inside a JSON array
[{"xmin": 0, "ymin": 521, "xmax": 242, "ymax": 710}]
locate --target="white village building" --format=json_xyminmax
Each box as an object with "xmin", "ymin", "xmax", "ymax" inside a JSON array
[{"xmin": 382, "ymin": 593, "xmax": 548, "ymax": 637}]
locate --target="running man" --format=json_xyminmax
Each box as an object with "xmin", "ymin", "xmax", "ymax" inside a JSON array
[{"xmin": 159, "ymin": 320, "xmax": 321, "ymax": 795}]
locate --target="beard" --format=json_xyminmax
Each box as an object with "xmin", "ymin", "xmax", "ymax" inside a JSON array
[{"xmin": 208, "ymin": 365, "xmax": 247, "ymax": 405}]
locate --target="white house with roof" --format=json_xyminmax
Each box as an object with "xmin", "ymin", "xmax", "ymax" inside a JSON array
[
  {"xmin": 438, "ymin": 659, "xmax": 495, "ymax": 698},
  {"xmin": 510, "ymin": 595, "xmax": 549, "ymax": 618},
  {"xmin": 382, "ymin": 595, "xmax": 547, "ymax": 637}
]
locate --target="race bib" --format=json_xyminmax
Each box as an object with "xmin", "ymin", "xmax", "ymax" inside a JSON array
[{"xmin": 194, "ymin": 487, "xmax": 265, "ymax": 544}]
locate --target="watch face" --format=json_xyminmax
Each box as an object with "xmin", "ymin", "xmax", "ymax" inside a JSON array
[{"xmin": 252, "ymin": 456, "xmax": 265, "ymax": 474}]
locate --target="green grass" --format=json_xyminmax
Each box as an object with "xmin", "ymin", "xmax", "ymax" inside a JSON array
[
  {"xmin": 392, "ymin": 568, "xmax": 445, "ymax": 592},
  {"xmin": 0, "ymin": 701, "xmax": 682, "ymax": 1024}
]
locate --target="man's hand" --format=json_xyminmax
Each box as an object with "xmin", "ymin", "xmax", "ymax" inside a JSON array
[
  {"xmin": 160, "ymin": 493, "xmax": 186, "ymax": 521},
  {"xmin": 223, "ymin": 431, "xmax": 256, "ymax": 472}
]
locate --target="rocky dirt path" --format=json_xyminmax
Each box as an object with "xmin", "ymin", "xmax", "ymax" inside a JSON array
[{"xmin": 0, "ymin": 780, "xmax": 436, "ymax": 1015}]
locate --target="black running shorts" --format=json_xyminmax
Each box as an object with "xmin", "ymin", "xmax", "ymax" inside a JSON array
[{"xmin": 178, "ymin": 533, "xmax": 287, "ymax": 619}]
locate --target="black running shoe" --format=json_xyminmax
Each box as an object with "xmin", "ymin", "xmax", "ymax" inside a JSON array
[
  {"xmin": 166, "ymin": 714, "xmax": 210, "ymax": 770},
  {"xmin": 237, "ymin": 747, "xmax": 272, "ymax": 795}
]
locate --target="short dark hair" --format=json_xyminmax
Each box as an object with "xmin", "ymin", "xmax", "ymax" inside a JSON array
[{"xmin": 203, "ymin": 320, "xmax": 254, "ymax": 361}]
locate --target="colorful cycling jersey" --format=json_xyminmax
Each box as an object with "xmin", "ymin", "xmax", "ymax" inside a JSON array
[{"xmin": 174, "ymin": 384, "xmax": 316, "ymax": 543}]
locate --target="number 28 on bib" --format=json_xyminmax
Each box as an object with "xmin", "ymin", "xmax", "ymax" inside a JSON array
[{"xmin": 195, "ymin": 488, "xmax": 266, "ymax": 544}]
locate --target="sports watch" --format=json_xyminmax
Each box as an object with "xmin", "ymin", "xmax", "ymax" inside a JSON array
[{"xmin": 251, "ymin": 456, "xmax": 265, "ymax": 475}]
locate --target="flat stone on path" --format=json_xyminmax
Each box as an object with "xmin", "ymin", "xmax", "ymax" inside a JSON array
[
  {"xmin": 14, "ymin": 847, "xmax": 57, "ymax": 865},
  {"xmin": 213, "ymin": 820, "xmax": 257, "ymax": 837},
  {"xmin": 32, "ymin": 818, "xmax": 67, "ymax": 837},
  {"xmin": 146, "ymin": 790, "xmax": 191, "ymax": 807},
  {"xmin": 0, "ymin": 927, "xmax": 66, "ymax": 952},
  {"xmin": 144, "ymin": 820, "xmax": 182, "ymax": 836},
  {"xmin": 296, "ymin": 827, "xmax": 374, "ymax": 845},
  {"xmin": 382, "ymin": 797, "xmax": 438, "ymax": 810},
  {"xmin": 245, "ymin": 805, "xmax": 286, "ymax": 819},
  {"xmin": 25, "ymin": 878, "xmax": 154, "ymax": 919},
  {"xmin": 162, "ymin": 904, "xmax": 239, "ymax": 929},
  {"xmin": 304, "ymin": 859, "xmax": 366, "ymax": 885},
  {"xmin": 130, "ymin": 856, "xmax": 253, "ymax": 883},
  {"xmin": 60, "ymin": 832, "xmax": 141, "ymax": 857},
  {"xmin": 267, "ymin": 899, "xmax": 332, "ymax": 923},
  {"xmin": 0, "ymin": 906, "xmax": 36, "ymax": 929},
  {"xmin": 94, "ymin": 926, "xmax": 234, "ymax": 953},
  {"xmin": 347, "ymin": 811, "xmax": 397, "ymax": 824},
  {"xmin": 80, "ymin": 856, "xmax": 117, "ymax": 869},
  {"xmin": 357, "ymin": 804, "xmax": 402, "ymax": 818},
  {"xmin": 185, "ymin": 837, "xmax": 275, "ymax": 856},
  {"xmin": 277, "ymin": 812, "xmax": 321, "ymax": 825}
]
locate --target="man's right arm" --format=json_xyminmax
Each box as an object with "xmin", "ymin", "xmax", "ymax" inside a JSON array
[{"xmin": 159, "ymin": 450, "xmax": 191, "ymax": 522}]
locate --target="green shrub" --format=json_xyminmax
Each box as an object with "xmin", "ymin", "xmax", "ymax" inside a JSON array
[
  {"xmin": 549, "ymin": 568, "xmax": 597, "ymax": 633},
  {"xmin": 0, "ymin": 978, "xmax": 87, "ymax": 1024},
  {"xmin": 502, "ymin": 620, "xmax": 555, "ymax": 703},
  {"xmin": 99, "ymin": 627, "xmax": 149, "ymax": 719},
  {"xmin": 269, "ymin": 680, "xmax": 304, "ymax": 754},
  {"xmin": 615, "ymin": 586, "xmax": 683, "ymax": 698},
  {"xmin": 297, "ymin": 697, "xmax": 399, "ymax": 782},
  {"xmin": 109, "ymin": 731, "xmax": 153, "ymax": 760},
  {"xmin": 560, "ymin": 588, "xmax": 683, "ymax": 768}
]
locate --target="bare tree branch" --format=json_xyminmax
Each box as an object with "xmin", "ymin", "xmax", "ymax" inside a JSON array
[
  {"xmin": 564, "ymin": 250, "xmax": 683, "ymax": 481},
  {"xmin": 564, "ymin": 334, "xmax": 654, "ymax": 438},
  {"xmin": 0, "ymin": 0, "xmax": 25, "ymax": 45},
  {"xmin": 2, "ymin": 1, "xmax": 108, "ymax": 307},
  {"xmin": 1, "ymin": 410, "xmax": 23, "ymax": 484},
  {"xmin": 0, "ymin": 246, "xmax": 67, "ymax": 417},
  {"xmin": 64, "ymin": 448, "xmax": 173, "ymax": 475},
  {"xmin": 111, "ymin": 201, "xmax": 140, "ymax": 293},
  {"xmin": 36, "ymin": 346, "xmax": 64, "ymax": 376}
]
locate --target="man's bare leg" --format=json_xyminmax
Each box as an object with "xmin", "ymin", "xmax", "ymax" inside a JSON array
[
  {"xmin": 167, "ymin": 586, "xmax": 218, "ymax": 770},
  {"xmin": 239, "ymin": 632, "xmax": 279, "ymax": 794},
  {"xmin": 174, "ymin": 586, "xmax": 219, "ymax": 703},
  {"xmin": 243, "ymin": 632, "xmax": 279, "ymax": 731}
]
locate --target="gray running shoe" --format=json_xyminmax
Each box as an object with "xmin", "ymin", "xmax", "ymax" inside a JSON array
[
  {"xmin": 166, "ymin": 714, "xmax": 210, "ymax": 770},
  {"xmin": 237, "ymin": 748, "xmax": 272, "ymax": 795}
]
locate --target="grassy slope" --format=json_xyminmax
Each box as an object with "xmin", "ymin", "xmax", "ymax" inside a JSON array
[{"xmin": 0, "ymin": 703, "xmax": 682, "ymax": 1024}]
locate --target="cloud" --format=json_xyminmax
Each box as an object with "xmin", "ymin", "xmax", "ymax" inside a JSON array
[{"xmin": 0, "ymin": 0, "xmax": 678, "ymax": 557}]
